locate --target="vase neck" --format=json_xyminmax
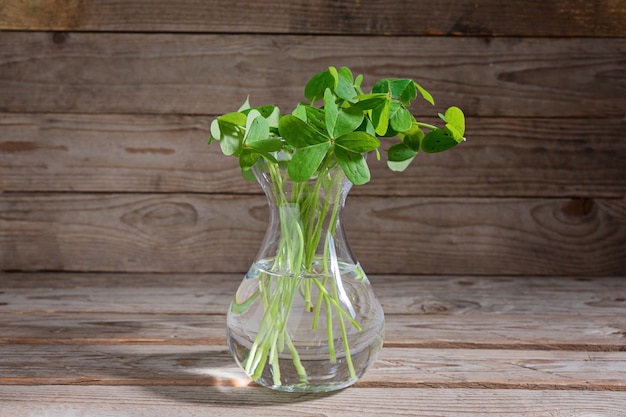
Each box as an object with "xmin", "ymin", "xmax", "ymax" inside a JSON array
[{"xmin": 252, "ymin": 160, "xmax": 356, "ymax": 275}]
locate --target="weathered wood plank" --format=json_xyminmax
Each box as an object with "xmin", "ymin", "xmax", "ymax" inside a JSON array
[
  {"xmin": 2, "ymin": 312, "xmax": 625, "ymax": 351},
  {"xmin": 3, "ymin": 274, "xmax": 625, "ymax": 316},
  {"xmin": 1, "ymin": 194, "xmax": 624, "ymax": 275},
  {"xmin": 1, "ymin": 33, "xmax": 624, "ymax": 117},
  {"xmin": 1, "ymin": 386, "xmax": 625, "ymax": 416},
  {"xmin": 0, "ymin": 0, "xmax": 624, "ymax": 37},
  {"xmin": 350, "ymin": 196, "xmax": 626, "ymax": 276},
  {"xmin": 1, "ymin": 274, "xmax": 625, "ymax": 349},
  {"xmin": 0, "ymin": 344, "xmax": 624, "ymax": 390},
  {"xmin": 1, "ymin": 114, "xmax": 624, "ymax": 198}
]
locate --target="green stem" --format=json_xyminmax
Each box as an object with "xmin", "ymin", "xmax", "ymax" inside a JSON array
[
  {"xmin": 311, "ymin": 277, "xmax": 327, "ymax": 330},
  {"xmin": 284, "ymin": 331, "xmax": 307, "ymax": 383},
  {"xmin": 322, "ymin": 167, "xmax": 345, "ymax": 274},
  {"xmin": 325, "ymin": 294, "xmax": 336, "ymax": 363},
  {"xmin": 332, "ymin": 267, "xmax": 357, "ymax": 381},
  {"xmin": 415, "ymin": 121, "xmax": 439, "ymax": 130},
  {"xmin": 302, "ymin": 156, "xmax": 335, "ymax": 270},
  {"xmin": 243, "ymin": 157, "xmax": 361, "ymax": 387},
  {"xmin": 312, "ymin": 278, "xmax": 361, "ymax": 331},
  {"xmin": 337, "ymin": 306, "xmax": 357, "ymax": 381},
  {"xmin": 268, "ymin": 330, "xmax": 281, "ymax": 385}
]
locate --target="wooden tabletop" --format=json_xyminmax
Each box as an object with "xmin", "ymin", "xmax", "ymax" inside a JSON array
[{"xmin": 2, "ymin": 273, "xmax": 625, "ymax": 416}]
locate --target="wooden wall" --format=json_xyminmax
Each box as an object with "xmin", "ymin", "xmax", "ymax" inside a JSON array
[{"xmin": 1, "ymin": 0, "xmax": 625, "ymax": 277}]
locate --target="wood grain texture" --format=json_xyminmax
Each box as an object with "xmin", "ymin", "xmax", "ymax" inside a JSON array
[
  {"xmin": 1, "ymin": 386, "xmax": 625, "ymax": 416},
  {"xmin": 3, "ymin": 273, "xmax": 625, "ymax": 317},
  {"xmin": 3, "ymin": 312, "xmax": 625, "ymax": 351},
  {"xmin": 1, "ymin": 113, "xmax": 625, "ymax": 198},
  {"xmin": 1, "ymin": 33, "xmax": 624, "ymax": 117},
  {"xmin": 0, "ymin": 0, "xmax": 624, "ymax": 37},
  {"xmin": 1, "ymin": 273, "xmax": 624, "ymax": 413},
  {"xmin": 2, "ymin": 273, "xmax": 625, "ymax": 350},
  {"xmin": 1, "ymin": 0, "xmax": 623, "ymax": 413},
  {"xmin": 1, "ymin": 194, "xmax": 624, "ymax": 275},
  {"xmin": 1, "ymin": 344, "xmax": 625, "ymax": 390},
  {"xmin": 0, "ymin": 274, "xmax": 625, "ymax": 391}
]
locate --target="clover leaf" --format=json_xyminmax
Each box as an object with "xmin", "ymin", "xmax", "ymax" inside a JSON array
[
  {"xmin": 279, "ymin": 114, "xmax": 329, "ymax": 148},
  {"xmin": 388, "ymin": 101, "xmax": 413, "ymax": 132},
  {"xmin": 440, "ymin": 106, "xmax": 466, "ymax": 141},
  {"xmin": 335, "ymin": 146, "xmax": 370, "ymax": 185},
  {"xmin": 421, "ymin": 129, "xmax": 459, "ymax": 153},
  {"xmin": 288, "ymin": 142, "xmax": 331, "ymax": 182},
  {"xmin": 324, "ymin": 89, "xmax": 364, "ymax": 139}
]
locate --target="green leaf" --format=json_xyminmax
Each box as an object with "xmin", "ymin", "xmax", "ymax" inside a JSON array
[
  {"xmin": 241, "ymin": 105, "xmax": 281, "ymax": 128},
  {"xmin": 353, "ymin": 93, "xmax": 389, "ymax": 110},
  {"xmin": 279, "ymin": 115, "xmax": 329, "ymax": 148},
  {"xmin": 328, "ymin": 66, "xmax": 339, "ymax": 87},
  {"xmin": 335, "ymin": 132, "xmax": 380, "ymax": 153},
  {"xmin": 356, "ymin": 117, "xmax": 377, "ymax": 137},
  {"xmin": 219, "ymin": 132, "xmax": 240, "ymax": 156},
  {"xmin": 241, "ymin": 167, "xmax": 256, "ymax": 181},
  {"xmin": 292, "ymin": 103, "xmax": 307, "ymax": 121},
  {"xmin": 335, "ymin": 107, "xmax": 364, "ymax": 138},
  {"xmin": 209, "ymin": 118, "xmax": 220, "ymax": 143},
  {"xmin": 325, "ymin": 89, "xmax": 364, "ymax": 138},
  {"xmin": 421, "ymin": 128, "xmax": 459, "ymax": 153},
  {"xmin": 399, "ymin": 81, "xmax": 417, "ymax": 105},
  {"xmin": 334, "ymin": 70, "xmax": 358, "ymax": 103},
  {"xmin": 387, "ymin": 157, "xmax": 415, "ymax": 172},
  {"xmin": 244, "ymin": 111, "xmax": 270, "ymax": 143},
  {"xmin": 371, "ymin": 97, "xmax": 391, "ymax": 136},
  {"xmin": 288, "ymin": 142, "xmax": 331, "ymax": 182},
  {"xmin": 239, "ymin": 149, "xmax": 260, "ymax": 170},
  {"xmin": 324, "ymin": 88, "xmax": 339, "ymax": 138},
  {"xmin": 304, "ymin": 70, "xmax": 335, "ymax": 103},
  {"xmin": 246, "ymin": 138, "xmax": 283, "ymax": 153},
  {"xmin": 238, "ymin": 96, "xmax": 251, "ymax": 112},
  {"xmin": 255, "ymin": 105, "xmax": 278, "ymax": 119},
  {"xmin": 245, "ymin": 109, "xmax": 261, "ymax": 126},
  {"xmin": 338, "ymin": 66, "xmax": 353, "ymax": 84},
  {"xmin": 217, "ymin": 121, "xmax": 242, "ymax": 156},
  {"xmin": 372, "ymin": 79, "xmax": 413, "ymax": 102},
  {"xmin": 335, "ymin": 146, "xmax": 371, "ymax": 185},
  {"xmin": 387, "ymin": 142, "xmax": 417, "ymax": 162},
  {"xmin": 414, "ymin": 82, "xmax": 435, "ymax": 105},
  {"xmin": 401, "ymin": 127, "xmax": 424, "ymax": 152},
  {"xmin": 218, "ymin": 111, "xmax": 247, "ymax": 126},
  {"xmin": 440, "ymin": 106, "xmax": 466, "ymax": 141},
  {"xmin": 354, "ymin": 74, "xmax": 364, "ymax": 95},
  {"xmin": 371, "ymin": 79, "xmax": 391, "ymax": 95},
  {"xmin": 304, "ymin": 106, "xmax": 328, "ymax": 135},
  {"xmin": 389, "ymin": 101, "xmax": 413, "ymax": 132}
]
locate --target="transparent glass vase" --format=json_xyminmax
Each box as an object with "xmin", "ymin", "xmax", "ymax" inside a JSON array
[{"xmin": 226, "ymin": 157, "xmax": 385, "ymax": 392}]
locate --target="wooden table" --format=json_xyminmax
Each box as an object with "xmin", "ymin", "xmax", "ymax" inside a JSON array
[{"xmin": 1, "ymin": 273, "xmax": 625, "ymax": 416}]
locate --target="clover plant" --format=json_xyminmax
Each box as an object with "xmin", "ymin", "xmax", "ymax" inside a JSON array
[
  {"xmin": 209, "ymin": 66, "xmax": 466, "ymax": 389},
  {"xmin": 209, "ymin": 66, "xmax": 465, "ymax": 184}
]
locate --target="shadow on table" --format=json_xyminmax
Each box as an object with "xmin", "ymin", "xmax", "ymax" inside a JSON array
[{"xmin": 102, "ymin": 348, "xmax": 342, "ymax": 406}]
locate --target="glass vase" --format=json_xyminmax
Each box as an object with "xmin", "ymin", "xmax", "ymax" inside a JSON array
[{"xmin": 226, "ymin": 157, "xmax": 385, "ymax": 392}]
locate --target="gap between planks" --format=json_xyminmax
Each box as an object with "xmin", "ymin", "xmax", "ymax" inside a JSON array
[
  {"xmin": 1, "ymin": 386, "xmax": 625, "ymax": 417},
  {"xmin": 2, "ymin": 337, "xmax": 625, "ymax": 353},
  {"xmin": 0, "ymin": 378, "xmax": 623, "ymax": 392}
]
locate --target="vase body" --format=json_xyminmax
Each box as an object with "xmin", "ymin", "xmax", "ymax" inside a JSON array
[{"xmin": 226, "ymin": 158, "xmax": 385, "ymax": 392}]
